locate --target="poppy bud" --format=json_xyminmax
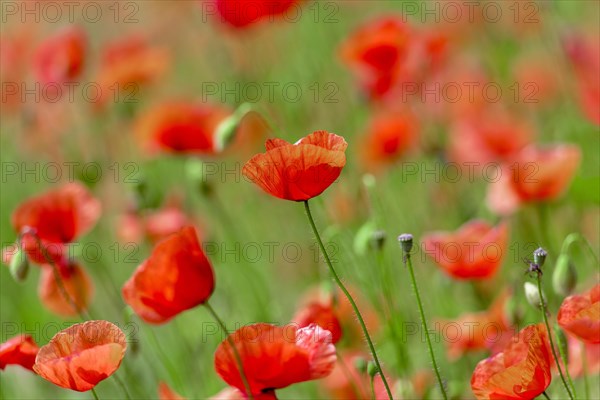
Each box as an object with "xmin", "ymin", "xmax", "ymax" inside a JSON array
[
  {"xmin": 185, "ymin": 159, "xmax": 214, "ymax": 197},
  {"xmin": 552, "ymin": 253, "xmax": 577, "ymax": 296},
  {"xmin": 371, "ymin": 230, "xmax": 386, "ymax": 251},
  {"xmin": 354, "ymin": 356, "xmax": 368, "ymax": 374},
  {"xmin": 524, "ymin": 282, "xmax": 546, "ymax": 309},
  {"xmin": 554, "ymin": 324, "xmax": 569, "ymax": 363},
  {"xmin": 398, "ymin": 233, "xmax": 413, "ymax": 254},
  {"xmin": 533, "ymin": 247, "xmax": 548, "ymax": 268},
  {"xmin": 9, "ymin": 247, "xmax": 29, "ymax": 282},
  {"xmin": 367, "ymin": 361, "xmax": 379, "ymax": 378},
  {"xmin": 214, "ymin": 103, "xmax": 253, "ymax": 152}
]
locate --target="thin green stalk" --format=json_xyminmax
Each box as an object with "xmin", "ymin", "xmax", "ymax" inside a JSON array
[
  {"xmin": 542, "ymin": 391, "xmax": 552, "ymax": 400},
  {"xmin": 144, "ymin": 326, "xmax": 185, "ymax": 395},
  {"xmin": 205, "ymin": 302, "xmax": 254, "ymax": 400},
  {"xmin": 304, "ymin": 200, "xmax": 393, "ymax": 400},
  {"xmin": 556, "ymin": 327, "xmax": 577, "ymax": 398},
  {"xmin": 404, "ymin": 253, "xmax": 448, "ymax": 400},
  {"xmin": 91, "ymin": 388, "xmax": 100, "ymax": 400},
  {"xmin": 111, "ymin": 373, "xmax": 132, "ymax": 400},
  {"xmin": 581, "ymin": 341, "xmax": 590, "ymax": 400},
  {"xmin": 536, "ymin": 275, "xmax": 574, "ymax": 400}
]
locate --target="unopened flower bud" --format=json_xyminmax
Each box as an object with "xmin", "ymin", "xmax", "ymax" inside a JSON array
[
  {"xmin": 533, "ymin": 247, "xmax": 548, "ymax": 268},
  {"xmin": 214, "ymin": 103, "xmax": 253, "ymax": 152},
  {"xmin": 367, "ymin": 361, "xmax": 379, "ymax": 378},
  {"xmin": 552, "ymin": 253, "xmax": 577, "ymax": 296},
  {"xmin": 524, "ymin": 282, "xmax": 546, "ymax": 309},
  {"xmin": 354, "ymin": 357, "xmax": 368, "ymax": 374},
  {"xmin": 398, "ymin": 233, "xmax": 413, "ymax": 253},
  {"xmin": 371, "ymin": 230, "xmax": 386, "ymax": 251},
  {"xmin": 9, "ymin": 248, "xmax": 29, "ymax": 282}
]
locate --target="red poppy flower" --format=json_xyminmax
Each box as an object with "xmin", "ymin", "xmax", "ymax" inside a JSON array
[
  {"xmin": 566, "ymin": 335, "xmax": 600, "ymax": 378},
  {"xmin": 558, "ymin": 284, "xmax": 600, "ymax": 343},
  {"xmin": 359, "ymin": 110, "xmax": 419, "ymax": 172},
  {"xmin": 11, "ymin": 182, "xmax": 101, "ymax": 264},
  {"xmin": 38, "ymin": 261, "xmax": 94, "ymax": 317},
  {"xmin": 471, "ymin": 324, "xmax": 552, "ymax": 400},
  {"xmin": 158, "ymin": 381, "xmax": 186, "ymax": 400},
  {"xmin": 438, "ymin": 289, "xmax": 511, "ymax": 360},
  {"xmin": 422, "ymin": 220, "xmax": 509, "ymax": 280},
  {"xmin": 135, "ymin": 101, "xmax": 231, "ymax": 154},
  {"xmin": 95, "ymin": 35, "xmax": 169, "ymax": 107},
  {"xmin": 214, "ymin": 323, "xmax": 336, "ymax": 398},
  {"xmin": 213, "ymin": 0, "xmax": 300, "ymax": 28},
  {"xmin": 122, "ymin": 226, "xmax": 215, "ymax": 324},
  {"xmin": 487, "ymin": 144, "xmax": 581, "ymax": 215},
  {"xmin": 33, "ymin": 320, "xmax": 126, "ymax": 392},
  {"xmin": 321, "ymin": 351, "xmax": 394, "ymax": 400},
  {"xmin": 449, "ymin": 107, "xmax": 534, "ymax": 168},
  {"xmin": 292, "ymin": 301, "xmax": 342, "ymax": 344},
  {"xmin": 0, "ymin": 335, "xmax": 39, "ymax": 371},
  {"xmin": 242, "ymin": 131, "xmax": 347, "ymax": 201},
  {"xmin": 340, "ymin": 17, "xmax": 412, "ymax": 99},
  {"xmin": 33, "ymin": 26, "xmax": 86, "ymax": 86}
]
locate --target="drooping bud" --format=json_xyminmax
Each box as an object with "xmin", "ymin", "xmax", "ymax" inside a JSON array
[
  {"xmin": 213, "ymin": 103, "xmax": 253, "ymax": 152},
  {"xmin": 552, "ymin": 253, "xmax": 577, "ymax": 296},
  {"xmin": 398, "ymin": 233, "xmax": 413, "ymax": 254},
  {"xmin": 354, "ymin": 357, "xmax": 368, "ymax": 374},
  {"xmin": 533, "ymin": 247, "xmax": 548, "ymax": 268},
  {"xmin": 367, "ymin": 361, "xmax": 379, "ymax": 378},
  {"xmin": 185, "ymin": 158, "xmax": 214, "ymax": 197},
  {"xmin": 524, "ymin": 281, "xmax": 546, "ymax": 309},
  {"xmin": 9, "ymin": 247, "xmax": 29, "ymax": 282},
  {"xmin": 371, "ymin": 230, "xmax": 387, "ymax": 251}
]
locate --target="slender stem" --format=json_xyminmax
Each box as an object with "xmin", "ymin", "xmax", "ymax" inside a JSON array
[
  {"xmin": 556, "ymin": 327, "xmax": 577, "ymax": 398},
  {"xmin": 536, "ymin": 274, "xmax": 574, "ymax": 400},
  {"xmin": 111, "ymin": 373, "xmax": 132, "ymax": 400},
  {"xmin": 337, "ymin": 354, "xmax": 362, "ymax": 398},
  {"xmin": 542, "ymin": 391, "xmax": 552, "ymax": 400},
  {"xmin": 370, "ymin": 374, "xmax": 376, "ymax": 400},
  {"xmin": 303, "ymin": 200, "xmax": 393, "ymax": 400},
  {"xmin": 144, "ymin": 326, "xmax": 185, "ymax": 395},
  {"xmin": 205, "ymin": 302, "xmax": 254, "ymax": 400},
  {"xmin": 581, "ymin": 341, "xmax": 590, "ymax": 400},
  {"xmin": 404, "ymin": 254, "xmax": 448, "ymax": 400},
  {"xmin": 91, "ymin": 388, "xmax": 100, "ymax": 400}
]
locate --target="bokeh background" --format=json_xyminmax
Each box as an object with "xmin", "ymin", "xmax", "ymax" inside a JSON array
[{"xmin": 1, "ymin": 0, "xmax": 599, "ymax": 399}]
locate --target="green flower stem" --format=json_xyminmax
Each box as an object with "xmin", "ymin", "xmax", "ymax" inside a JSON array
[
  {"xmin": 536, "ymin": 274, "xmax": 574, "ymax": 400},
  {"xmin": 582, "ymin": 341, "xmax": 590, "ymax": 400},
  {"xmin": 205, "ymin": 302, "xmax": 254, "ymax": 400},
  {"xmin": 404, "ymin": 253, "xmax": 448, "ymax": 400},
  {"xmin": 91, "ymin": 388, "xmax": 100, "ymax": 400},
  {"xmin": 304, "ymin": 200, "xmax": 393, "ymax": 400}
]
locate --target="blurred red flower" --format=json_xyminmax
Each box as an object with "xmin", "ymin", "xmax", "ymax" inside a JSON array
[
  {"xmin": 122, "ymin": 226, "xmax": 215, "ymax": 324},
  {"xmin": 38, "ymin": 261, "xmax": 94, "ymax": 317},
  {"xmin": 33, "ymin": 26, "xmax": 86, "ymax": 86},
  {"xmin": 340, "ymin": 17, "xmax": 412, "ymax": 100},
  {"xmin": 242, "ymin": 131, "xmax": 347, "ymax": 201},
  {"xmin": 438, "ymin": 289, "xmax": 512, "ymax": 360},
  {"xmin": 33, "ymin": 320, "xmax": 126, "ymax": 392},
  {"xmin": 213, "ymin": 0, "xmax": 301, "ymax": 28},
  {"xmin": 564, "ymin": 33, "xmax": 600, "ymax": 126},
  {"xmin": 136, "ymin": 101, "xmax": 231, "ymax": 155},
  {"xmin": 158, "ymin": 381, "xmax": 186, "ymax": 400},
  {"xmin": 487, "ymin": 144, "xmax": 581, "ymax": 215},
  {"xmin": 95, "ymin": 35, "xmax": 169, "ymax": 107},
  {"xmin": 558, "ymin": 284, "xmax": 600, "ymax": 343},
  {"xmin": 292, "ymin": 301, "xmax": 342, "ymax": 344},
  {"xmin": 214, "ymin": 323, "xmax": 336, "ymax": 398},
  {"xmin": 0, "ymin": 335, "xmax": 39, "ymax": 371},
  {"xmin": 423, "ymin": 220, "xmax": 509, "ymax": 280},
  {"xmin": 359, "ymin": 110, "xmax": 419, "ymax": 172},
  {"xmin": 449, "ymin": 107, "xmax": 534, "ymax": 168},
  {"xmin": 566, "ymin": 335, "xmax": 600, "ymax": 378},
  {"xmin": 320, "ymin": 351, "xmax": 394, "ymax": 399},
  {"xmin": 11, "ymin": 182, "xmax": 101, "ymax": 265},
  {"xmin": 471, "ymin": 324, "xmax": 552, "ymax": 400}
]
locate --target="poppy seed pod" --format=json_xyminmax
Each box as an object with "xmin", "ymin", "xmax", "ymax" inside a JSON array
[
  {"xmin": 552, "ymin": 253, "xmax": 577, "ymax": 296},
  {"xmin": 533, "ymin": 247, "xmax": 548, "ymax": 268},
  {"xmin": 398, "ymin": 233, "xmax": 413, "ymax": 254},
  {"xmin": 524, "ymin": 282, "xmax": 546, "ymax": 309}
]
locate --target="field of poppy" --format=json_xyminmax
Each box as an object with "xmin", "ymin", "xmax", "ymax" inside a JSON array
[{"xmin": 1, "ymin": 1, "xmax": 599, "ymax": 399}]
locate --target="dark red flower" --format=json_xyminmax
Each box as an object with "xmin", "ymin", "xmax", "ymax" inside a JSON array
[
  {"xmin": 558, "ymin": 284, "xmax": 600, "ymax": 343},
  {"xmin": 471, "ymin": 324, "xmax": 552, "ymax": 400},
  {"xmin": 213, "ymin": 0, "xmax": 300, "ymax": 28},
  {"xmin": 11, "ymin": 182, "xmax": 101, "ymax": 264},
  {"xmin": 422, "ymin": 220, "xmax": 509, "ymax": 280},
  {"xmin": 33, "ymin": 320, "xmax": 126, "ymax": 392},
  {"xmin": 33, "ymin": 26, "xmax": 86, "ymax": 86},
  {"xmin": 0, "ymin": 335, "xmax": 39, "ymax": 371},
  {"xmin": 214, "ymin": 323, "xmax": 336, "ymax": 398},
  {"xmin": 292, "ymin": 301, "xmax": 342, "ymax": 344},
  {"xmin": 242, "ymin": 131, "xmax": 347, "ymax": 201},
  {"xmin": 122, "ymin": 226, "xmax": 215, "ymax": 324}
]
